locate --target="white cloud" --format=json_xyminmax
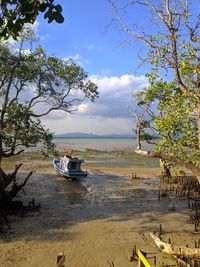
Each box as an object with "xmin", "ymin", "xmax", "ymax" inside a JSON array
[
  {"xmin": 3, "ymin": 21, "xmax": 50, "ymax": 47},
  {"xmin": 67, "ymin": 53, "xmax": 81, "ymax": 61},
  {"xmin": 15, "ymin": 48, "xmax": 31, "ymax": 55},
  {"xmin": 75, "ymin": 74, "xmax": 148, "ymax": 118},
  {"xmin": 87, "ymin": 44, "xmax": 103, "ymax": 51},
  {"xmin": 24, "ymin": 21, "xmax": 49, "ymax": 42},
  {"xmin": 3, "ymin": 37, "xmax": 16, "ymax": 46},
  {"xmin": 78, "ymin": 103, "xmax": 89, "ymax": 113},
  {"xmin": 41, "ymin": 74, "xmax": 148, "ymax": 134},
  {"xmin": 88, "ymin": 44, "xmax": 95, "ymax": 50},
  {"xmin": 42, "ymin": 115, "xmax": 133, "ymax": 135},
  {"xmin": 101, "ymin": 69, "xmax": 112, "ymax": 76},
  {"xmin": 27, "ymin": 21, "xmax": 39, "ymax": 33},
  {"xmin": 3, "ymin": 21, "xmax": 40, "ymax": 48},
  {"xmin": 40, "ymin": 33, "xmax": 50, "ymax": 41},
  {"xmin": 63, "ymin": 53, "xmax": 89, "ymax": 66},
  {"xmin": 19, "ymin": 21, "xmax": 40, "ymax": 39},
  {"xmin": 91, "ymin": 74, "xmax": 148, "ymax": 93}
]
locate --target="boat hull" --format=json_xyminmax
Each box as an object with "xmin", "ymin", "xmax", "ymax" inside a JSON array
[{"xmin": 53, "ymin": 158, "xmax": 88, "ymax": 179}]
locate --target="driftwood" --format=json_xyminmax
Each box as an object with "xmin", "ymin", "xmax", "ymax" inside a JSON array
[{"xmin": 150, "ymin": 232, "xmax": 200, "ymax": 258}]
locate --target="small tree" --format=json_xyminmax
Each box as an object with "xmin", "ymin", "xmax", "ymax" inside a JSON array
[
  {"xmin": 109, "ymin": 0, "xmax": 200, "ymax": 180},
  {"xmin": 129, "ymin": 92, "xmax": 156, "ymax": 150},
  {"xmin": 0, "ymin": 35, "xmax": 98, "ymax": 202},
  {"xmin": 131, "ymin": 78, "xmax": 200, "ymax": 179}
]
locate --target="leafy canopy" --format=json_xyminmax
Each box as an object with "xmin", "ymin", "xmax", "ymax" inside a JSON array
[
  {"xmin": 0, "ymin": 36, "xmax": 98, "ymax": 160},
  {"xmin": 110, "ymin": 0, "xmax": 200, "ymax": 176},
  {"xmin": 135, "ymin": 79, "xmax": 199, "ymax": 167},
  {"xmin": 0, "ymin": 0, "xmax": 64, "ymax": 40}
]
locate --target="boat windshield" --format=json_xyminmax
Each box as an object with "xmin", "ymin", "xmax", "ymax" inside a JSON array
[{"xmin": 70, "ymin": 161, "xmax": 76, "ymax": 170}]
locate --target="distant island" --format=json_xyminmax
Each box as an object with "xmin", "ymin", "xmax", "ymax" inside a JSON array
[{"xmin": 54, "ymin": 132, "xmax": 135, "ymax": 138}]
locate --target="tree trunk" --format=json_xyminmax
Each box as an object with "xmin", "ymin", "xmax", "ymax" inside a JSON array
[
  {"xmin": 135, "ymin": 149, "xmax": 200, "ymax": 183},
  {"xmin": 0, "ymin": 165, "xmax": 34, "ymax": 203},
  {"xmin": 198, "ymin": 103, "xmax": 200, "ymax": 150},
  {"xmin": 136, "ymin": 121, "xmax": 142, "ymax": 150},
  {"xmin": 160, "ymin": 159, "xmax": 171, "ymax": 178}
]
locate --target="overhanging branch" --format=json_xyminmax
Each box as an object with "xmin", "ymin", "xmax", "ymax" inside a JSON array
[{"xmin": 135, "ymin": 149, "xmax": 200, "ymax": 179}]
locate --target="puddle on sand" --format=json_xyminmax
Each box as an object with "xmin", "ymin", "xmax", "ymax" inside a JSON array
[{"xmin": 20, "ymin": 171, "xmax": 163, "ymax": 226}]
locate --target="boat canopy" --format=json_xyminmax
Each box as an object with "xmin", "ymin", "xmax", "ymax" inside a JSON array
[{"xmin": 61, "ymin": 156, "xmax": 84, "ymax": 172}]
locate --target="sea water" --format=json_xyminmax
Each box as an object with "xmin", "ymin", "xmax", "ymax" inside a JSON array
[{"xmin": 53, "ymin": 137, "xmax": 139, "ymax": 152}]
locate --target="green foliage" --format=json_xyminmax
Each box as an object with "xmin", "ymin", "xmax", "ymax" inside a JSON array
[
  {"xmin": 0, "ymin": 36, "xmax": 98, "ymax": 163},
  {"xmin": 2, "ymin": 102, "xmax": 53, "ymax": 151},
  {"xmin": 140, "ymin": 35, "xmax": 200, "ymax": 166},
  {"xmin": 135, "ymin": 78, "xmax": 199, "ymax": 166},
  {"xmin": 0, "ymin": 0, "xmax": 64, "ymax": 40},
  {"xmin": 117, "ymin": 0, "xmax": 200, "ymax": 174}
]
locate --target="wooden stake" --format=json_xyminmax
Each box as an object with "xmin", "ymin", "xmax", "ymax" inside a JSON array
[{"xmin": 57, "ymin": 252, "xmax": 65, "ymax": 267}]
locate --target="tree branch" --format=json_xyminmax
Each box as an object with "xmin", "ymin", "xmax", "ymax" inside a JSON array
[
  {"xmin": 6, "ymin": 170, "xmax": 34, "ymax": 200},
  {"xmin": 3, "ymin": 149, "xmax": 25, "ymax": 158},
  {"xmin": 135, "ymin": 149, "xmax": 200, "ymax": 181}
]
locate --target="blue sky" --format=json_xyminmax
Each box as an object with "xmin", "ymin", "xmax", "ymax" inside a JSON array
[
  {"xmin": 34, "ymin": 0, "xmax": 148, "ymax": 135},
  {"xmin": 38, "ymin": 0, "xmax": 144, "ymax": 76},
  {"xmin": 29, "ymin": 0, "xmax": 200, "ymax": 136}
]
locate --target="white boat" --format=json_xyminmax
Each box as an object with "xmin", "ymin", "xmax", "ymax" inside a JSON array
[{"xmin": 53, "ymin": 153, "xmax": 88, "ymax": 179}]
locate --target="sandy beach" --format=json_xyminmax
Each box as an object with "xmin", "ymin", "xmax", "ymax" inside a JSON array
[{"xmin": 0, "ymin": 144, "xmax": 198, "ymax": 267}]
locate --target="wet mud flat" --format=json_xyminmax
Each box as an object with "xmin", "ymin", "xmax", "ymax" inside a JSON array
[{"xmin": 0, "ymin": 170, "xmax": 197, "ymax": 267}]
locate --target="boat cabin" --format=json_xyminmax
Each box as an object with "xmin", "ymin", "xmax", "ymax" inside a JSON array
[{"xmin": 61, "ymin": 156, "xmax": 84, "ymax": 172}]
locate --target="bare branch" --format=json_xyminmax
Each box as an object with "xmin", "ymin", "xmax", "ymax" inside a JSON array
[
  {"xmin": 135, "ymin": 149, "xmax": 200, "ymax": 181},
  {"xmin": 6, "ymin": 170, "xmax": 35, "ymax": 200},
  {"xmin": 3, "ymin": 149, "xmax": 24, "ymax": 158},
  {"xmin": 183, "ymin": 1, "xmax": 200, "ymax": 44},
  {"xmin": 8, "ymin": 79, "xmax": 25, "ymax": 108}
]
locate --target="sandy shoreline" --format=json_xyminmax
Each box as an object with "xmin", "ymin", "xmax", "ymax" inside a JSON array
[{"xmin": 0, "ymin": 149, "xmax": 197, "ymax": 267}]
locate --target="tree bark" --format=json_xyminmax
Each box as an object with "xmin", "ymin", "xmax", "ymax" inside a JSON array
[
  {"xmin": 198, "ymin": 103, "xmax": 200, "ymax": 150},
  {"xmin": 0, "ymin": 165, "xmax": 34, "ymax": 203},
  {"xmin": 160, "ymin": 159, "xmax": 172, "ymax": 178},
  {"xmin": 136, "ymin": 121, "xmax": 142, "ymax": 150},
  {"xmin": 4, "ymin": 171, "xmax": 34, "ymax": 201},
  {"xmin": 135, "ymin": 149, "xmax": 200, "ymax": 183}
]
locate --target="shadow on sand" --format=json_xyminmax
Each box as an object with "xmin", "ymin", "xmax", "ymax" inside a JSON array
[{"xmin": 1, "ymin": 169, "xmax": 191, "ymax": 243}]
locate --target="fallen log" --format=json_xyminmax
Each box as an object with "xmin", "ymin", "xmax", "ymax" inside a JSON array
[{"xmin": 150, "ymin": 232, "xmax": 200, "ymax": 258}]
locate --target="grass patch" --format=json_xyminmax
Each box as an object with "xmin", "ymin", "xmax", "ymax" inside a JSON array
[{"xmin": 1, "ymin": 149, "xmax": 160, "ymax": 171}]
